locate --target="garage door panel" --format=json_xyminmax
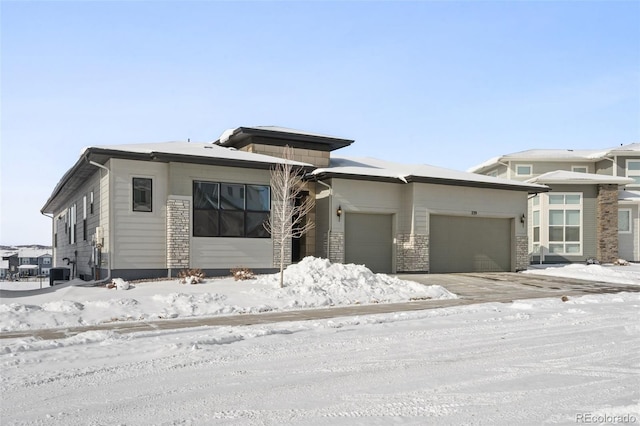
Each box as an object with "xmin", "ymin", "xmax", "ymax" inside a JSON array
[
  {"xmin": 345, "ymin": 213, "xmax": 392, "ymax": 273},
  {"xmin": 430, "ymin": 215, "xmax": 511, "ymax": 273}
]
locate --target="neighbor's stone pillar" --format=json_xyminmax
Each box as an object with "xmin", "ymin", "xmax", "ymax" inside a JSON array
[
  {"xmin": 396, "ymin": 233, "xmax": 429, "ymax": 272},
  {"xmin": 596, "ymin": 184, "xmax": 619, "ymax": 263},
  {"xmin": 327, "ymin": 231, "xmax": 344, "ymax": 264},
  {"xmin": 167, "ymin": 197, "xmax": 190, "ymax": 273},
  {"xmin": 272, "ymin": 200, "xmax": 293, "ymax": 268},
  {"xmin": 273, "ymin": 231, "xmax": 293, "ymax": 268},
  {"xmin": 515, "ymin": 235, "xmax": 529, "ymax": 271}
]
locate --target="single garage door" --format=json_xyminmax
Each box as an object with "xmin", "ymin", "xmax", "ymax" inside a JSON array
[
  {"xmin": 430, "ymin": 215, "xmax": 512, "ymax": 273},
  {"xmin": 345, "ymin": 213, "xmax": 393, "ymax": 273}
]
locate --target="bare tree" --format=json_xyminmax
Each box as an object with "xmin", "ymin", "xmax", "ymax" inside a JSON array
[{"xmin": 264, "ymin": 146, "xmax": 315, "ymax": 288}]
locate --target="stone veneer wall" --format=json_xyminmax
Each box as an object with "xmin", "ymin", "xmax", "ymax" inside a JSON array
[
  {"xmin": 515, "ymin": 235, "xmax": 529, "ymax": 271},
  {"xmin": 596, "ymin": 184, "xmax": 619, "ymax": 263},
  {"xmin": 326, "ymin": 231, "xmax": 345, "ymax": 264},
  {"xmin": 273, "ymin": 233, "xmax": 293, "ymax": 269},
  {"xmin": 396, "ymin": 234, "xmax": 428, "ymax": 272},
  {"xmin": 167, "ymin": 197, "xmax": 190, "ymax": 272}
]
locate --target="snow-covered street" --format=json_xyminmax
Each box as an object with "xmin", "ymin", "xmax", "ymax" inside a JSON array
[
  {"xmin": 2, "ymin": 292, "xmax": 639, "ymax": 425},
  {"xmin": 1, "ymin": 260, "xmax": 639, "ymax": 425}
]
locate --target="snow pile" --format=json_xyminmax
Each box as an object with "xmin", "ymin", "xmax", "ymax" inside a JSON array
[
  {"xmin": 523, "ymin": 263, "xmax": 640, "ymax": 285},
  {"xmin": 0, "ymin": 258, "xmax": 455, "ymax": 332},
  {"xmin": 108, "ymin": 278, "xmax": 130, "ymax": 290},
  {"xmin": 253, "ymin": 257, "xmax": 456, "ymax": 307}
]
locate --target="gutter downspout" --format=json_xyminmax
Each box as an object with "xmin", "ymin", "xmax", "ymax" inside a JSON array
[
  {"xmin": 41, "ymin": 212, "xmax": 54, "ymax": 274},
  {"xmin": 315, "ymin": 179, "xmax": 333, "ymax": 259},
  {"xmin": 88, "ymin": 160, "xmax": 111, "ymax": 284}
]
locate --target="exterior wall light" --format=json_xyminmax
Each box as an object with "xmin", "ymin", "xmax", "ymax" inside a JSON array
[
  {"xmin": 520, "ymin": 213, "xmax": 526, "ymax": 224},
  {"xmin": 336, "ymin": 205, "xmax": 343, "ymax": 220}
]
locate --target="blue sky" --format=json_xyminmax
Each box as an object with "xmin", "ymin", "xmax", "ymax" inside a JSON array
[{"xmin": 1, "ymin": 1, "xmax": 639, "ymax": 245}]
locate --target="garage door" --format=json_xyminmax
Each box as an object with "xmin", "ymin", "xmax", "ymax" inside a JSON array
[
  {"xmin": 430, "ymin": 215, "xmax": 512, "ymax": 273},
  {"xmin": 345, "ymin": 213, "xmax": 393, "ymax": 273}
]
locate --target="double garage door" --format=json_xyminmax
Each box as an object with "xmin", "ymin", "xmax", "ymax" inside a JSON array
[
  {"xmin": 430, "ymin": 215, "xmax": 512, "ymax": 273},
  {"xmin": 344, "ymin": 213, "xmax": 512, "ymax": 274}
]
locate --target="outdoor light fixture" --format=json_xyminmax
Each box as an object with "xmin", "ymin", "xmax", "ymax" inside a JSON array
[
  {"xmin": 336, "ymin": 205, "xmax": 343, "ymax": 220},
  {"xmin": 520, "ymin": 213, "xmax": 526, "ymax": 224}
]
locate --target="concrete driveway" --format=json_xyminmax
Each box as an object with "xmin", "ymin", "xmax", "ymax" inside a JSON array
[{"xmin": 2, "ymin": 272, "xmax": 638, "ymax": 341}]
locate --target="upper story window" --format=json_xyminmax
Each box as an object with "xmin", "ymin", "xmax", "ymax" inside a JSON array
[
  {"xmin": 43, "ymin": 257, "xmax": 52, "ymax": 265},
  {"xmin": 486, "ymin": 170, "xmax": 498, "ymax": 178},
  {"xmin": 133, "ymin": 178, "xmax": 153, "ymax": 212},
  {"xmin": 515, "ymin": 164, "xmax": 532, "ymax": 176},
  {"xmin": 193, "ymin": 181, "xmax": 270, "ymax": 238},
  {"xmin": 572, "ymin": 166, "xmax": 588, "ymax": 173},
  {"xmin": 626, "ymin": 160, "xmax": 640, "ymax": 186},
  {"xmin": 619, "ymin": 209, "xmax": 632, "ymax": 234}
]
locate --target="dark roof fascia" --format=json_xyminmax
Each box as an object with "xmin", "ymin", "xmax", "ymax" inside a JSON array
[
  {"xmin": 41, "ymin": 147, "xmax": 318, "ymax": 213},
  {"xmin": 41, "ymin": 152, "xmax": 92, "ymax": 214},
  {"xmin": 405, "ymin": 175, "xmax": 549, "ymax": 194},
  {"xmin": 305, "ymin": 172, "xmax": 405, "ymax": 185},
  {"xmin": 220, "ymin": 127, "xmax": 354, "ymax": 151}
]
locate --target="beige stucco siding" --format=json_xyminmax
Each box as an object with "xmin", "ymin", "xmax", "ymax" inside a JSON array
[{"xmin": 109, "ymin": 159, "xmax": 168, "ymax": 270}]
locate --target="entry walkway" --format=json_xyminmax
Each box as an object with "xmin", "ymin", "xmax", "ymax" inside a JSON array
[{"xmin": 1, "ymin": 273, "xmax": 638, "ymax": 341}]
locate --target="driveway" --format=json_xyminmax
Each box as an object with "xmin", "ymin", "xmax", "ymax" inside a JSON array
[{"xmin": 1, "ymin": 272, "xmax": 638, "ymax": 341}]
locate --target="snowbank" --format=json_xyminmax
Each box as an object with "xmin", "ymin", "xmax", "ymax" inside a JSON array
[
  {"xmin": 523, "ymin": 262, "xmax": 640, "ymax": 285},
  {"xmin": 0, "ymin": 257, "xmax": 455, "ymax": 332}
]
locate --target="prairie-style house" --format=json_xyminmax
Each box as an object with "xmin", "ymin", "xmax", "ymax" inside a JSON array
[
  {"xmin": 469, "ymin": 144, "xmax": 640, "ymax": 263},
  {"xmin": 41, "ymin": 126, "xmax": 547, "ymax": 280}
]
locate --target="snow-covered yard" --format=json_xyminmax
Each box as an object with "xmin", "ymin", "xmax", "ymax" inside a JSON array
[{"xmin": 1, "ymin": 259, "xmax": 639, "ymax": 424}]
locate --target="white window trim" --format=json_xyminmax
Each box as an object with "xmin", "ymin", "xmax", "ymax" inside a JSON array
[
  {"xmin": 530, "ymin": 192, "xmax": 583, "ymax": 256},
  {"xmin": 571, "ymin": 165, "xmax": 588, "ymax": 173},
  {"xmin": 619, "ymin": 208, "xmax": 632, "ymax": 234},
  {"xmin": 626, "ymin": 159, "xmax": 640, "ymax": 187},
  {"xmin": 515, "ymin": 164, "xmax": 533, "ymax": 177}
]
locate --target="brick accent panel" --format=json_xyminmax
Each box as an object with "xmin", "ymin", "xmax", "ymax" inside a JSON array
[
  {"xmin": 596, "ymin": 184, "xmax": 619, "ymax": 263},
  {"xmin": 396, "ymin": 233, "xmax": 429, "ymax": 272},
  {"xmin": 167, "ymin": 197, "xmax": 190, "ymax": 270},
  {"xmin": 515, "ymin": 235, "xmax": 529, "ymax": 271}
]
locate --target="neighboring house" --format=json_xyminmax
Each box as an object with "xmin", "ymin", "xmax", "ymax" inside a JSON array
[
  {"xmin": 16, "ymin": 248, "xmax": 53, "ymax": 276},
  {"xmin": 469, "ymin": 144, "xmax": 640, "ymax": 263},
  {"xmin": 41, "ymin": 126, "xmax": 547, "ymax": 280},
  {"xmin": 0, "ymin": 258, "xmax": 10, "ymax": 280}
]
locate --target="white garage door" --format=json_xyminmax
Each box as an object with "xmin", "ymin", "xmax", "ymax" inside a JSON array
[
  {"xmin": 345, "ymin": 213, "xmax": 393, "ymax": 273},
  {"xmin": 430, "ymin": 215, "xmax": 512, "ymax": 273}
]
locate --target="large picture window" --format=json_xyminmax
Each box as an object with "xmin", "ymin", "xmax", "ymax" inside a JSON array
[{"xmin": 193, "ymin": 181, "xmax": 270, "ymax": 238}]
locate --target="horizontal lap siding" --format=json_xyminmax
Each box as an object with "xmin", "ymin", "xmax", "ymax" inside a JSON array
[
  {"xmin": 413, "ymin": 184, "xmax": 528, "ymax": 237},
  {"xmin": 191, "ymin": 238, "xmax": 273, "ymax": 269},
  {"xmin": 111, "ymin": 159, "xmax": 168, "ymax": 270}
]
